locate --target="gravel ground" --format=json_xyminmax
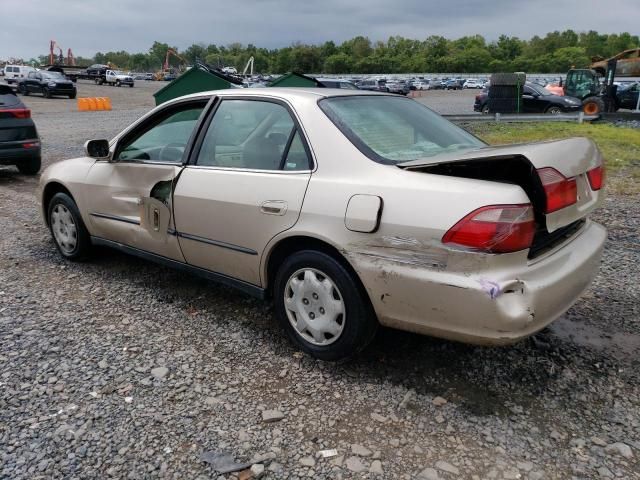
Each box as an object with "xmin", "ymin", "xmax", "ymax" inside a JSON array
[{"xmin": 1, "ymin": 82, "xmax": 639, "ymax": 480}]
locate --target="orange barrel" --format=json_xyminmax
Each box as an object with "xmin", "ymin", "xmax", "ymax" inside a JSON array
[
  {"xmin": 77, "ymin": 98, "xmax": 87, "ymax": 111},
  {"xmin": 103, "ymin": 97, "xmax": 112, "ymax": 110}
]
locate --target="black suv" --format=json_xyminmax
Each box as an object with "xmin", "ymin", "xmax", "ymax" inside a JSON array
[
  {"xmin": 0, "ymin": 85, "xmax": 41, "ymax": 174},
  {"xmin": 18, "ymin": 71, "xmax": 76, "ymax": 99}
]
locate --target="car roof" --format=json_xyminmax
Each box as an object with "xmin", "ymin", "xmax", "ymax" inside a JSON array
[{"xmin": 175, "ymin": 87, "xmax": 387, "ymax": 103}]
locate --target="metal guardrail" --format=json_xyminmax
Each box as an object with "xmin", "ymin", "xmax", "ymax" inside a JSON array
[{"xmin": 444, "ymin": 112, "xmax": 599, "ymax": 123}]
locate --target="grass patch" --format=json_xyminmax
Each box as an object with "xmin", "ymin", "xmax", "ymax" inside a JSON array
[{"xmin": 464, "ymin": 122, "xmax": 640, "ymax": 194}]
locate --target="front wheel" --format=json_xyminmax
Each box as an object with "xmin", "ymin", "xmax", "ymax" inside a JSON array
[
  {"xmin": 274, "ymin": 250, "xmax": 378, "ymax": 361},
  {"xmin": 47, "ymin": 192, "xmax": 92, "ymax": 261},
  {"xmin": 42, "ymin": 87, "xmax": 51, "ymax": 98},
  {"xmin": 582, "ymin": 96, "xmax": 605, "ymax": 115},
  {"xmin": 481, "ymin": 104, "xmax": 490, "ymax": 114},
  {"xmin": 18, "ymin": 84, "xmax": 27, "ymax": 95},
  {"xmin": 546, "ymin": 106, "xmax": 562, "ymax": 115},
  {"xmin": 116, "ymin": 80, "xmax": 121, "ymax": 87}
]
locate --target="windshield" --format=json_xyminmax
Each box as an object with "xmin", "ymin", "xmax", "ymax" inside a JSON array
[
  {"xmin": 319, "ymin": 95, "xmax": 484, "ymax": 164},
  {"xmin": 528, "ymin": 83, "xmax": 550, "ymax": 96},
  {"xmin": 43, "ymin": 71, "xmax": 64, "ymax": 79}
]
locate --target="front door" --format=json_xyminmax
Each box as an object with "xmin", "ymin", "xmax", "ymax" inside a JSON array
[
  {"xmin": 25, "ymin": 72, "xmax": 39, "ymax": 94},
  {"xmin": 173, "ymin": 98, "xmax": 313, "ymax": 286},
  {"xmin": 85, "ymin": 98, "xmax": 209, "ymax": 261}
]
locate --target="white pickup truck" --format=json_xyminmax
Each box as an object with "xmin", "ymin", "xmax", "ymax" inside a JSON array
[{"xmin": 104, "ymin": 70, "xmax": 134, "ymax": 87}]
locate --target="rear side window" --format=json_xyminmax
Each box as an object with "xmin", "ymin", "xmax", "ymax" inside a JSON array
[{"xmin": 196, "ymin": 99, "xmax": 311, "ymax": 171}]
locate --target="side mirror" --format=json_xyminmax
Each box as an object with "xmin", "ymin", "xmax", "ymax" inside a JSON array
[{"xmin": 84, "ymin": 139, "xmax": 110, "ymax": 159}]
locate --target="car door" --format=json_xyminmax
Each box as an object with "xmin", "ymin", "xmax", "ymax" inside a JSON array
[
  {"xmin": 173, "ymin": 97, "xmax": 313, "ymax": 286},
  {"xmin": 521, "ymin": 86, "xmax": 541, "ymax": 113},
  {"xmin": 25, "ymin": 72, "xmax": 38, "ymax": 93},
  {"xmin": 84, "ymin": 97, "xmax": 210, "ymax": 261}
]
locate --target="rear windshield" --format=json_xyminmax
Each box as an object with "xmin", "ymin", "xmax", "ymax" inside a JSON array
[
  {"xmin": 0, "ymin": 92, "xmax": 20, "ymax": 107},
  {"xmin": 319, "ymin": 95, "xmax": 484, "ymax": 164}
]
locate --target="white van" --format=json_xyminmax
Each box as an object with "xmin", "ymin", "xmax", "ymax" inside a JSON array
[{"xmin": 4, "ymin": 65, "xmax": 37, "ymax": 84}]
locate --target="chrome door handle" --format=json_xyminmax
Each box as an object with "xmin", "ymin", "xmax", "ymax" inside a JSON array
[{"xmin": 260, "ymin": 201, "xmax": 287, "ymax": 216}]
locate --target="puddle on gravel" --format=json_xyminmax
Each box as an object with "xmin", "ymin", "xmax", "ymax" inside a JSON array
[{"xmin": 550, "ymin": 316, "xmax": 640, "ymax": 358}]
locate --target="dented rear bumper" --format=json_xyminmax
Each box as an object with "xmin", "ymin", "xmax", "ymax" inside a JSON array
[{"xmin": 351, "ymin": 220, "xmax": 606, "ymax": 345}]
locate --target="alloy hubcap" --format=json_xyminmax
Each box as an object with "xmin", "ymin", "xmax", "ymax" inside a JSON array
[
  {"xmin": 284, "ymin": 268, "xmax": 345, "ymax": 346},
  {"xmin": 51, "ymin": 204, "xmax": 77, "ymax": 254}
]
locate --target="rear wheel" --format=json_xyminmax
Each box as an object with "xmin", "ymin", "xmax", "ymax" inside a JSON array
[
  {"xmin": 481, "ymin": 104, "xmax": 490, "ymax": 114},
  {"xmin": 16, "ymin": 157, "xmax": 41, "ymax": 175},
  {"xmin": 274, "ymin": 250, "xmax": 378, "ymax": 361},
  {"xmin": 116, "ymin": 80, "xmax": 121, "ymax": 87},
  {"xmin": 47, "ymin": 192, "xmax": 91, "ymax": 260},
  {"xmin": 68, "ymin": 92, "xmax": 76, "ymax": 99},
  {"xmin": 582, "ymin": 96, "xmax": 604, "ymax": 115},
  {"xmin": 18, "ymin": 84, "xmax": 27, "ymax": 95}
]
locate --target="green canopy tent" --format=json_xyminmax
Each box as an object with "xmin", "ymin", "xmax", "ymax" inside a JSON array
[
  {"xmin": 268, "ymin": 72, "xmax": 324, "ymax": 88},
  {"xmin": 153, "ymin": 62, "xmax": 244, "ymax": 105}
]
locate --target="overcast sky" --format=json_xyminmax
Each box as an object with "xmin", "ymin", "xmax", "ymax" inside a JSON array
[{"xmin": 2, "ymin": 0, "xmax": 639, "ymax": 59}]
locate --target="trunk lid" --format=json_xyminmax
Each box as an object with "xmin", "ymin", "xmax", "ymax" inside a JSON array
[{"xmin": 400, "ymin": 137, "xmax": 604, "ymax": 232}]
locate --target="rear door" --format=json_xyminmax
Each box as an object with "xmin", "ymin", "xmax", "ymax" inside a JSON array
[
  {"xmin": 84, "ymin": 97, "xmax": 210, "ymax": 260},
  {"xmin": 173, "ymin": 97, "xmax": 313, "ymax": 286}
]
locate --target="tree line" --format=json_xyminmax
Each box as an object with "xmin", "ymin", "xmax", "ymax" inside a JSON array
[{"xmin": 32, "ymin": 30, "xmax": 639, "ymax": 74}]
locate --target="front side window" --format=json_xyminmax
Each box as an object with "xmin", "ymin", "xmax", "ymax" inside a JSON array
[
  {"xmin": 319, "ymin": 95, "xmax": 484, "ymax": 164},
  {"xmin": 116, "ymin": 103, "xmax": 205, "ymax": 163},
  {"xmin": 196, "ymin": 99, "xmax": 311, "ymax": 171}
]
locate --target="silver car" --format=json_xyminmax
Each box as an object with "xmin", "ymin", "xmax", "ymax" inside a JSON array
[{"xmin": 39, "ymin": 89, "xmax": 606, "ymax": 360}]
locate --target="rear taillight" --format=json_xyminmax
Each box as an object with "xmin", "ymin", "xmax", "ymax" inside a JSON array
[
  {"xmin": 22, "ymin": 141, "xmax": 39, "ymax": 149},
  {"xmin": 587, "ymin": 165, "xmax": 605, "ymax": 191},
  {"xmin": 537, "ymin": 167, "xmax": 577, "ymax": 213},
  {"xmin": 442, "ymin": 204, "xmax": 536, "ymax": 253},
  {"xmin": 4, "ymin": 108, "xmax": 31, "ymax": 119}
]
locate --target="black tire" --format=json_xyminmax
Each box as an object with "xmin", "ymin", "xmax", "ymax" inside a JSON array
[
  {"xmin": 116, "ymin": 80, "xmax": 121, "ymax": 87},
  {"xmin": 488, "ymin": 85, "xmax": 519, "ymax": 98},
  {"xmin": 582, "ymin": 96, "xmax": 605, "ymax": 115},
  {"xmin": 16, "ymin": 156, "xmax": 41, "ymax": 175},
  {"xmin": 42, "ymin": 87, "xmax": 51, "ymax": 99},
  {"xmin": 68, "ymin": 92, "xmax": 76, "ymax": 99},
  {"xmin": 274, "ymin": 250, "xmax": 378, "ymax": 361},
  {"xmin": 487, "ymin": 97, "xmax": 519, "ymax": 113},
  {"xmin": 129, "ymin": 83, "xmax": 134, "ymax": 88},
  {"xmin": 481, "ymin": 104, "xmax": 490, "ymax": 114},
  {"xmin": 47, "ymin": 192, "xmax": 92, "ymax": 261},
  {"xmin": 490, "ymin": 72, "xmax": 525, "ymax": 86},
  {"xmin": 18, "ymin": 84, "xmax": 27, "ymax": 95},
  {"xmin": 546, "ymin": 106, "xmax": 562, "ymax": 115}
]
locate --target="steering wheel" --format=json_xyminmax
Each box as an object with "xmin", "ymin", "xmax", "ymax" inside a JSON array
[{"xmin": 158, "ymin": 142, "xmax": 186, "ymax": 162}]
